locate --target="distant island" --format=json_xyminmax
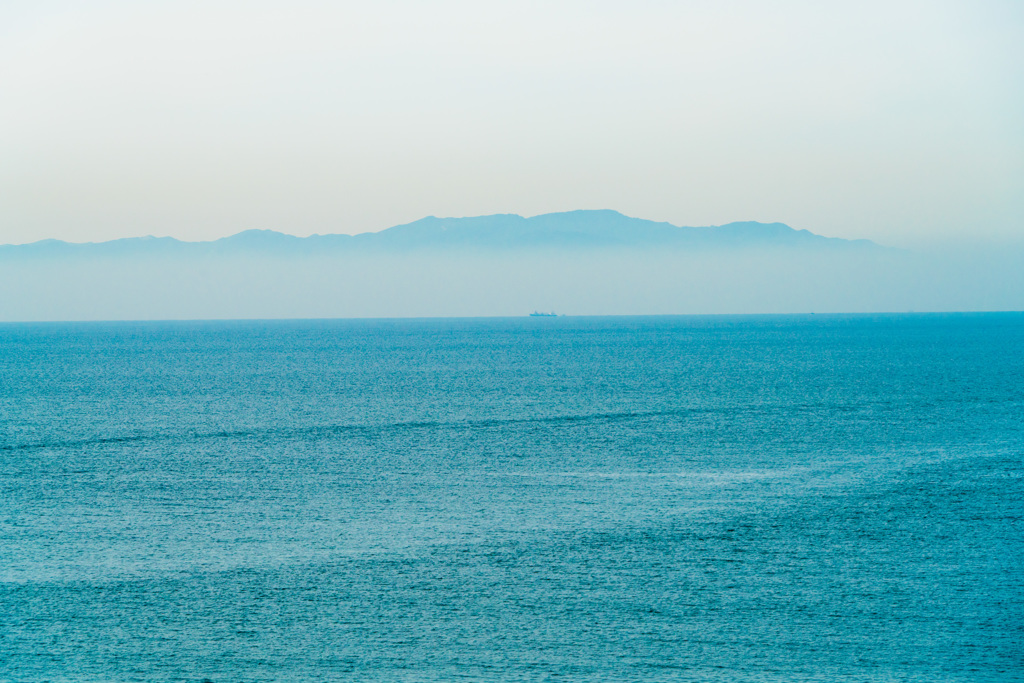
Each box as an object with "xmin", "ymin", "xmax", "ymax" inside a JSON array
[
  {"xmin": 0, "ymin": 210, "xmax": 878, "ymax": 256},
  {"xmin": 3, "ymin": 210, "xmax": 929, "ymax": 321}
]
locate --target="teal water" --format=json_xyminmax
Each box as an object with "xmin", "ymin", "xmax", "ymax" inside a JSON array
[{"xmin": 1, "ymin": 314, "xmax": 1022, "ymax": 681}]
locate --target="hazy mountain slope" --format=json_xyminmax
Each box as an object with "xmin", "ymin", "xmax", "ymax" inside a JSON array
[
  {"xmin": 0, "ymin": 210, "xmax": 877, "ymax": 256},
  {"xmin": 20, "ymin": 210, "xmax": 1014, "ymax": 321},
  {"xmin": 364, "ymin": 211, "xmax": 875, "ymax": 249}
]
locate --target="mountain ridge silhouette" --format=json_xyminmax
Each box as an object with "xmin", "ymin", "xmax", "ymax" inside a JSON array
[{"xmin": 1, "ymin": 209, "xmax": 879, "ymax": 254}]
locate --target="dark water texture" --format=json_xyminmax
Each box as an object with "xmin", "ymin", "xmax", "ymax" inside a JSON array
[{"xmin": 1, "ymin": 314, "xmax": 1022, "ymax": 681}]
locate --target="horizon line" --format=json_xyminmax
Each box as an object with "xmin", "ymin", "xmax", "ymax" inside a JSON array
[{"xmin": 2, "ymin": 311, "xmax": 1022, "ymax": 325}]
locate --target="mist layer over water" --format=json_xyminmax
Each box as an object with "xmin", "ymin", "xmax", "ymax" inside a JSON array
[
  {"xmin": 2, "ymin": 246, "xmax": 1023, "ymax": 320},
  {"xmin": 1, "ymin": 315, "xmax": 1022, "ymax": 680}
]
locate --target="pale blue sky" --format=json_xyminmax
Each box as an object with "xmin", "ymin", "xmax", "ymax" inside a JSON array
[{"xmin": 1, "ymin": 0, "xmax": 1021, "ymax": 246}]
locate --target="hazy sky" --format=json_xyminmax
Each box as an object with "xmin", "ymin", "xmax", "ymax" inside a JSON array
[{"xmin": 1, "ymin": 0, "xmax": 1021, "ymax": 247}]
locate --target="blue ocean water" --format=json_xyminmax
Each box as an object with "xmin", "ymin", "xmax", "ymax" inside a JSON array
[{"xmin": 1, "ymin": 314, "xmax": 1022, "ymax": 681}]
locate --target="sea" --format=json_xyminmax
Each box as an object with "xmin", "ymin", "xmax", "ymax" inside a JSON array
[{"xmin": 1, "ymin": 314, "xmax": 1022, "ymax": 682}]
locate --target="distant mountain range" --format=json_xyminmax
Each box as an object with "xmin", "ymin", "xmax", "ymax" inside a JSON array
[{"xmin": 0, "ymin": 210, "xmax": 878, "ymax": 256}]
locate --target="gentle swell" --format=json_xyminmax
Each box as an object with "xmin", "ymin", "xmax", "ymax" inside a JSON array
[
  {"xmin": 1, "ymin": 402, "xmax": 869, "ymax": 455},
  {"xmin": 0, "ymin": 407, "xmax": 707, "ymax": 454}
]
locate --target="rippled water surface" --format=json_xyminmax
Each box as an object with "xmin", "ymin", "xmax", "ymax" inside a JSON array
[{"xmin": 1, "ymin": 314, "xmax": 1022, "ymax": 681}]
